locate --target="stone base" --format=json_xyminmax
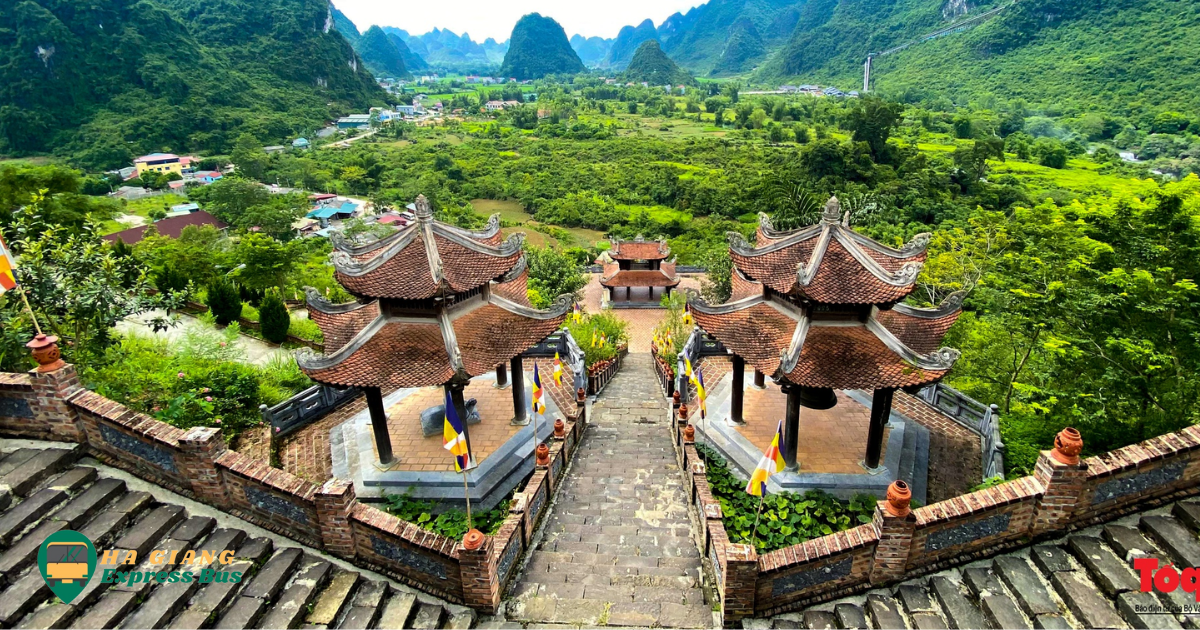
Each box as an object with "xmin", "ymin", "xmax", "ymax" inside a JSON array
[
  {"xmin": 694, "ymin": 372, "xmax": 929, "ymax": 502},
  {"xmin": 331, "ymin": 372, "xmax": 562, "ymax": 513}
]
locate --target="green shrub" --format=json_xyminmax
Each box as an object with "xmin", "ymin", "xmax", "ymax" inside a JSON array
[
  {"xmin": 382, "ymin": 492, "xmax": 511, "ymax": 539},
  {"xmin": 258, "ymin": 291, "xmax": 291, "ymax": 344},
  {"xmin": 205, "ymin": 278, "xmax": 242, "ymax": 326},
  {"xmin": 566, "ymin": 311, "xmax": 629, "ymax": 368},
  {"xmin": 696, "ymin": 444, "xmax": 876, "ymax": 553},
  {"xmin": 287, "ymin": 316, "xmax": 324, "ymax": 344}
]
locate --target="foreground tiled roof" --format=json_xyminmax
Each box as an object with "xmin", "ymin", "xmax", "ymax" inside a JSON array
[
  {"xmin": 298, "ymin": 294, "xmax": 569, "ymax": 389},
  {"xmin": 608, "ymin": 237, "xmax": 670, "ymax": 261},
  {"xmin": 102, "ymin": 211, "xmax": 227, "ymax": 245},
  {"xmin": 330, "ymin": 196, "xmax": 522, "ymax": 300},
  {"xmin": 733, "ymin": 199, "xmax": 929, "ymax": 305},
  {"xmin": 0, "ymin": 445, "xmax": 470, "ymax": 629},
  {"xmin": 691, "ymin": 293, "xmax": 960, "ymax": 389},
  {"xmin": 764, "ymin": 496, "xmax": 1200, "ymax": 630}
]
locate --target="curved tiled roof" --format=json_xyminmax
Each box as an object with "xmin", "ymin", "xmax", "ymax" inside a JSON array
[
  {"xmin": 330, "ymin": 196, "xmax": 522, "ymax": 300},
  {"xmin": 730, "ymin": 198, "xmax": 928, "ymax": 305},
  {"xmin": 304, "ymin": 289, "xmax": 381, "ymax": 353},
  {"xmin": 690, "ymin": 294, "xmax": 959, "ymax": 389},
  {"xmin": 875, "ymin": 292, "xmax": 965, "ymax": 355},
  {"xmin": 297, "ymin": 293, "xmax": 569, "ymax": 389},
  {"xmin": 600, "ymin": 269, "xmax": 680, "ymax": 288},
  {"xmin": 609, "ymin": 237, "xmax": 670, "ymax": 261}
]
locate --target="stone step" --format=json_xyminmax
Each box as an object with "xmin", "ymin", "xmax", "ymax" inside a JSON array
[
  {"xmin": 1049, "ymin": 570, "xmax": 1124, "ymax": 629},
  {"xmin": 168, "ymin": 560, "xmax": 255, "ymax": 629},
  {"xmin": 928, "ymin": 575, "xmax": 988, "ymax": 630},
  {"xmin": 0, "ymin": 520, "xmax": 66, "ymax": 586},
  {"xmin": 0, "ymin": 488, "xmax": 68, "ymax": 547},
  {"xmin": 411, "ymin": 602, "xmax": 446, "ymax": 629},
  {"xmin": 51, "ymin": 478, "xmax": 126, "ymax": 528},
  {"xmin": 865, "ymin": 594, "xmax": 905, "ymax": 630},
  {"xmin": 335, "ymin": 580, "xmax": 389, "ymax": 629},
  {"xmin": 993, "ymin": 555, "xmax": 1059, "ymax": 618},
  {"xmin": 239, "ymin": 547, "xmax": 303, "ymax": 600},
  {"xmin": 0, "ymin": 450, "xmax": 39, "ymax": 478},
  {"xmin": 833, "ymin": 603, "xmax": 867, "ymax": 629},
  {"xmin": 1067, "ymin": 536, "xmax": 1140, "ymax": 597},
  {"xmin": 256, "ymin": 556, "xmax": 332, "ymax": 629},
  {"xmin": 1, "ymin": 448, "xmax": 77, "ymax": 497},
  {"xmin": 45, "ymin": 467, "xmax": 97, "ymax": 493},
  {"xmin": 112, "ymin": 505, "xmax": 186, "ymax": 557},
  {"xmin": 1140, "ymin": 515, "xmax": 1200, "ymax": 568},
  {"xmin": 306, "ymin": 570, "xmax": 360, "ymax": 627},
  {"xmin": 376, "ymin": 592, "xmax": 418, "ymax": 629}
]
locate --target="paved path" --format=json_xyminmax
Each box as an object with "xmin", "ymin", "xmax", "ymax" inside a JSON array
[{"xmin": 506, "ymin": 354, "xmax": 712, "ymax": 628}]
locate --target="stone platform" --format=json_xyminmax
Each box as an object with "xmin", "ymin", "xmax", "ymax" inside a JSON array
[
  {"xmin": 331, "ymin": 366, "xmax": 571, "ymax": 511},
  {"xmin": 689, "ymin": 358, "xmax": 929, "ymax": 503}
]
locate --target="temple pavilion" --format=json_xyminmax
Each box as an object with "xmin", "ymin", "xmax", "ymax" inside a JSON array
[
  {"xmin": 296, "ymin": 196, "xmax": 571, "ymax": 505},
  {"xmin": 687, "ymin": 196, "xmax": 963, "ymax": 497},
  {"xmin": 598, "ymin": 237, "xmax": 679, "ymax": 308}
]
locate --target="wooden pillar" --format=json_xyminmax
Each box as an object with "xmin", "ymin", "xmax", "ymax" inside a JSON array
[
  {"xmin": 731, "ymin": 355, "xmax": 745, "ymax": 425},
  {"xmin": 364, "ymin": 386, "xmax": 395, "ymax": 466},
  {"xmin": 510, "ymin": 356, "xmax": 527, "ymax": 424},
  {"xmin": 865, "ymin": 388, "xmax": 895, "ymax": 470},
  {"xmin": 447, "ymin": 382, "xmax": 474, "ymax": 462},
  {"xmin": 780, "ymin": 383, "xmax": 801, "ymax": 471},
  {"xmin": 753, "ymin": 369, "xmax": 766, "ymax": 389},
  {"xmin": 495, "ymin": 363, "xmax": 508, "ymax": 389}
]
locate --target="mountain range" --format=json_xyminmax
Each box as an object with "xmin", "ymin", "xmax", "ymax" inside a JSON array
[{"xmin": 1, "ymin": 0, "xmax": 385, "ymax": 168}]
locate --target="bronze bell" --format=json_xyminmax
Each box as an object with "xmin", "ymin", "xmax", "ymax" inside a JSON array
[{"xmin": 797, "ymin": 386, "xmax": 837, "ymax": 410}]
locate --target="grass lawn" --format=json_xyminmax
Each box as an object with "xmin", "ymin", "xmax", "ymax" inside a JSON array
[
  {"xmin": 990, "ymin": 158, "xmax": 1157, "ymax": 199},
  {"xmin": 473, "ymin": 198, "xmax": 608, "ymax": 249},
  {"xmin": 471, "ymin": 199, "xmax": 531, "ymax": 223},
  {"xmin": 98, "ymin": 193, "xmax": 189, "ymax": 235}
]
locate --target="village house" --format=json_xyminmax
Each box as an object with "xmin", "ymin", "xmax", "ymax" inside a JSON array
[{"xmin": 133, "ymin": 153, "xmax": 182, "ymax": 178}]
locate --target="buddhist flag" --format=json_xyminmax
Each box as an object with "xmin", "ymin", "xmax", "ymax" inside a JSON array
[
  {"xmin": 685, "ymin": 356, "xmax": 695, "ymax": 385},
  {"xmin": 0, "ymin": 234, "xmax": 17, "ymax": 296},
  {"xmin": 599, "ymin": 333, "xmax": 607, "ymax": 347},
  {"xmin": 746, "ymin": 421, "xmax": 786, "ymax": 496},
  {"xmin": 553, "ymin": 352, "xmax": 564, "ymax": 385},
  {"xmin": 443, "ymin": 389, "xmax": 473, "ymax": 472},
  {"xmin": 532, "ymin": 363, "xmax": 546, "ymax": 415},
  {"xmin": 591, "ymin": 329, "xmax": 597, "ymax": 348},
  {"xmin": 683, "ymin": 302, "xmax": 693, "ymax": 326},
  {"xmin": 696, "ymin": 366, "xmax": 708, "ymax": 419},
  {"xmin": 573, "ymin": 302, "xmax": 583, "ymax": 323}
]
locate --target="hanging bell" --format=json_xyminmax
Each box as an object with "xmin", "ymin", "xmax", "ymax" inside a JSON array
[{"xmin": 797, "ymin": 386, "xmax": 837, "ymax": 410}]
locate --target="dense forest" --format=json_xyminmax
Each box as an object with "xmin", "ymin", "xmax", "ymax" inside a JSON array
[{"xmin": 0, "ymin": 0, "xmax": 386, "ymax": 168}]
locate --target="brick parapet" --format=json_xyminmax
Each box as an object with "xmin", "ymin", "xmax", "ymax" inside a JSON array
[{"xmin": 315, "ymin": 478, "xmax": 357, "ymax": 558}]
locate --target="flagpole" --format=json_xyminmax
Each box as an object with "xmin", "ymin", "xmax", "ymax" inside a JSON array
[
  {"xmin": 461, "ymin": 470, "xmax": 473, "ymax": 530},
  {"xmin": 18, "ymin": 286, "xmax": 42, "ymax": 336},
  {"xmin": 750, "ymin": 493, "xmax": 765, "ymax": 549}
]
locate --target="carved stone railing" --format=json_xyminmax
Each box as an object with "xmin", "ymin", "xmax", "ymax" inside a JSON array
[
  {"xmin": 917, "ymin": 383, "xmax": 1005, "ymax": 480},
  {"xmin": 260, "ymin": 383, "xmax": 361, "ymax": 438},
  {"xmin": 522, "ymin": 329, "xmax": 587, "ymax": 394},
  {"xmin": 675, "ymin": 327, "xmax": 727, "ymax": 404}
]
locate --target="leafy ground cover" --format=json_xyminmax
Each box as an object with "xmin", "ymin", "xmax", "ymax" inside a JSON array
[
  {"xmin": 381, "ymin": 492, "xmax": 511, "ymax": 539},
  {"xmin": 696, "ymin": 445, "xmax": 876, "ymax": 554}
]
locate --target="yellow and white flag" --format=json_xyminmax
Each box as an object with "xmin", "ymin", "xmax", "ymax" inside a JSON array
[{"xmin": 0, "ymin": 235, "xmax": 17, "ymax": 296}]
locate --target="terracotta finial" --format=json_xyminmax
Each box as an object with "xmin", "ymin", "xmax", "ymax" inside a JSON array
[
  {"xmin": 553, "ymin": 418, "xmax": 565, "ymax": 438},
  {"xmin": 462, "ymin": 528, "xmax": 485, "ymax": 550},
  {"xmin": 1051, "ymin": 427, "xmax": 1083, "ymax": 465},
  {"xmin": 577, "ymin": 387, "xmax": 586, "ymax": 403},
  {"xmin": 885, "ymin": 480, "xmax": 912, "ymax": 518},
  {"xmin": 672, "ymin": 390, "xmax": 682, "ymax": 407},
  {"xmin": 683, "ymin": 424, "xmax": 695, "ymax": 443},
  {"xmin": 535, "ymin": 443, "xmax": 550, "ymax": 467},
  {"xmin": 27, "ymin": 334, "xmax": 66, "ymax": 373},
  {"xmin": 679, "ymin": 403, "xmax": 688, "ymax": 421}
]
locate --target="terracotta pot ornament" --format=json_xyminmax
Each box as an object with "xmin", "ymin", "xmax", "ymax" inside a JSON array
[
  {"xmin": 1051, "ymin": 427, "xmax": 1083, "ymax": 465},
  {"xmin": 885, "ymin": 480, "xmax": 912, "ymax": 518},
  {"xmin": 536, "ymin": 443, "xmax": 550, "ymax": 466},
  {"xmin": 553, "ymin": 419, "xmax": 565, "ymax": 438},
  {"xmin": 462, "ymin": 528, "xmax": 485, "ymax": 550},
  {"xmin": 27, "ymin": 334, "xmax": 65, "ymax": 373},
  {"xmin": 683, "ymin": 424, "xmax": 695, "ymax": 443}
]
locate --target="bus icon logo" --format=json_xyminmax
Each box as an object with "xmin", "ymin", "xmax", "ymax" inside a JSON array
[{"xmin": 37, "ymin": 531, "xmax": 96, "ymax": 603}]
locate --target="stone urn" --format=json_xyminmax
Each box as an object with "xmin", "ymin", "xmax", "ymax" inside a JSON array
[
  {"xmin": 885, "ymin": 480, "xmax": 912, "ymax": 518},
  {"xmin": 27, "ymin": 334, "xmax": 65, "ymax": 373},
  {"xmin": 1051, "ymin": 427, "xmax": 1083, "ymax": 465}
]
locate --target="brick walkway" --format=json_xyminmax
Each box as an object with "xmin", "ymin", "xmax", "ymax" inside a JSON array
[
  {"xmin": 582, "ymin": 274, "xmax": 703, "ymax": 353},
  {"xmin": 506, "ymin": 354, "xmax": 712, "ymax": 628}
]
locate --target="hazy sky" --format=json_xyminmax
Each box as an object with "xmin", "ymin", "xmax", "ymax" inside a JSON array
[{"xmin": 334, "ymin": 0, "xmax": 707, "ymax": 42}]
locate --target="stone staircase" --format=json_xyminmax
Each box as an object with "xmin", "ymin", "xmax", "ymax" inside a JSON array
[
  {"xmin": 0, "ymin": 444, "xmax": 472, "ymax": 629},
  {"xmin": 763, "ymin": 499, "xmax": 1200, "ymax": 629}
]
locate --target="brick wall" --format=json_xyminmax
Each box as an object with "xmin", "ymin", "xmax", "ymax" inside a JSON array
[
  {"xmin": 215, "ymin": 450, "xmax": 324, "ymax": 547},
  {"xmin": 0, "ymin": 373, "xmax": 42, "ymax": 439},
  {"xmin": 350, "ymin": 503, "xmax": 466, "ymax": 603}
]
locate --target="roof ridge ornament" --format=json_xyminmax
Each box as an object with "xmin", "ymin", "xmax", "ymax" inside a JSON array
[
  {"xmin": 414, "ymin": 195, "xmax": 433, "ymax": 222},
  {"xmin": 822, "ymin": 196, "xmax": 841, "ymax": 224},
  {"xmin": 758, "ymin": 212, "xmax": 775, "ymax": 232}
]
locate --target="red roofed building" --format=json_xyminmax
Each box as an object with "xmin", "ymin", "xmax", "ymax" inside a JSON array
[
  {"xmin": 597, "ymin": 237, "xmax": 679, "ymax": 308},
  {"xmin": 102, "ymin": 211, "xmax": 228, "ymax": 245},
  {"xmin": 688, "ymin": 196, "xmax": 962, "ymax": 472},
  {"xmin": 296, "ymin": 195, "xmax": 571, "ymax": 467}
]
